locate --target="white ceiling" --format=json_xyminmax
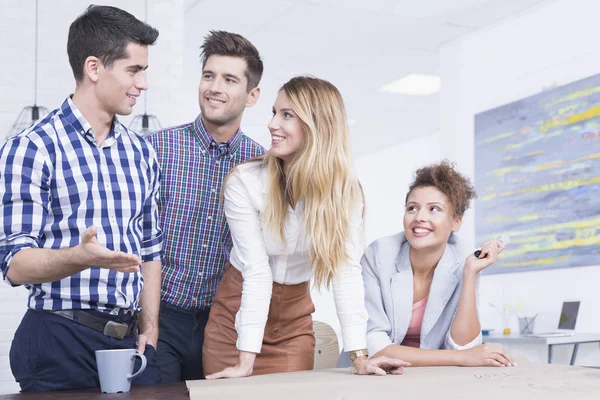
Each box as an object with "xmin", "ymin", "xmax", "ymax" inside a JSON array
[{"xmin": 183, "ymin": 0, "xmax": 553, "ymax": 156}]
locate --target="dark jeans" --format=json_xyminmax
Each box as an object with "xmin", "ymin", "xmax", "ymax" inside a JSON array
[
  {"xmin": 157, "ymin": 301, "xmax": 210, "ymax": 382},
  {"xmin": 10, "ymin": 309, "xmax": 158, "ymax": 392}
]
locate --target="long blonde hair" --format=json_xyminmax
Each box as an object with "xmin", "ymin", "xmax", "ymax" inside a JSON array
[{"xmin": 262, "ymin": 76, "xmax": 363, "ymax": 287}]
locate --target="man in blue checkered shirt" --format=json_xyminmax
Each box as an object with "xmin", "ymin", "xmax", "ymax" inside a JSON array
[
  {"xmin": 146, "ymin": 31, "xmax": 265, "ymax": 382},
  {"xmin": 0, "ymin": 6, "xmax": 163, "ymax": 392}
]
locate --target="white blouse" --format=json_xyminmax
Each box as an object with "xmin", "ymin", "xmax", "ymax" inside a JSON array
[{"xmin": 223, "ymin": 161, "xmax": 368, "ymax": 354}]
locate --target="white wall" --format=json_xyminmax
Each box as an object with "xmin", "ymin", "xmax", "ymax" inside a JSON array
[
  {"xmin": 311, "ymin": 134, "xmax": 442, "ymax": 349},
  {"xmin": 440, "ymin": 0, "xmax": 600, "ymax": 366},
  {"xmin": 6, "ymin": 0, "xmax": 594, "ymax": 392},
  {"xmin": 0, "ymin": 0, "xmax": 187, "ymax": 141},
  {"xmin": 0, "ymin": 0, "xmax": 185, "ymax": 393}
]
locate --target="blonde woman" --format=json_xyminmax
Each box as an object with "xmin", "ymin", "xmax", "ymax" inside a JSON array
[{"xmin": 202, "ymin": 76, "xmax": 409, "ymax": 379}]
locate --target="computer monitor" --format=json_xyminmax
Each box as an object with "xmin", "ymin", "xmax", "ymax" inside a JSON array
[{"xmin": 558, "ymin": 301, "xmax": 580, "ymax": 330}]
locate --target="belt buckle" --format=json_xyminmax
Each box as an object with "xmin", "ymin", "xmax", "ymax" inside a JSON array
[{"xmin": 103, "ymin": 320, "xmax": 129, "ymax": 339}]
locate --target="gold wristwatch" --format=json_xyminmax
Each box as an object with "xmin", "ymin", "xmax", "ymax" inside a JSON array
[{"xmin": 349, "ymin": 349, "xmax": 369, "ymax": 362}]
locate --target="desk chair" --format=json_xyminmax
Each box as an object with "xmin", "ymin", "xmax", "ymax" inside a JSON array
[{"xmin": 313, "ymin": 321, "xmax": 339, "ymax": 369}]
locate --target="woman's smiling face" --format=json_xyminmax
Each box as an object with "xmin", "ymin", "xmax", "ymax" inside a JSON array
[{"xmin": 404, "ymin": 186, "xmax": 462, "ymax": 250}]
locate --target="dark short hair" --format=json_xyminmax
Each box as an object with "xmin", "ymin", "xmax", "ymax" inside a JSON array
[
  {"xmin": 200, "ymin": 30, "xmax": 263, "ymax": 91},
  {"xmin": 405, "ymin": 160, "xmax": 477, "ymax": 218},
  {"xmin": 67, "ymin": 5, "xmax": 159, "ymax": 81}
]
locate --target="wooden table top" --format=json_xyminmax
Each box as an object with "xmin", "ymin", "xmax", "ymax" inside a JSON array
[{"xmin": 0, "ymin": 382, "xmax": 188, "ymax": 400}]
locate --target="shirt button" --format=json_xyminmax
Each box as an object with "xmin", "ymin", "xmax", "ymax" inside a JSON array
[
  {"xmin": 215, "ymin": 160, "xmax": 220, "ymax": 165},
  {"xmin": 202, "ymin": 244, "xmax": 208, "ymax": 248},
  {"xmin": 211, "ymin": 189, "xmax": 216, "ymax": 193},
  {"xmin": 207, "ymin": 216, "xmax": 212, "ymax": 220}
]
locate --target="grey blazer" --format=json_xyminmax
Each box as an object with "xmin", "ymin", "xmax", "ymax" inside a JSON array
[{"xmin": 363, "ymin": 232, "xmax": 482, "ymax": 356}]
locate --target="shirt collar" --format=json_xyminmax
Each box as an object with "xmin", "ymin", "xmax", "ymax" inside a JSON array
[
  {"xmin": 193, "ymin": 114, "xmax": 244, "ymax": 155},
  {"xmin": 61, "ymin": 96, "xmax": 122, "ymax": 146}
]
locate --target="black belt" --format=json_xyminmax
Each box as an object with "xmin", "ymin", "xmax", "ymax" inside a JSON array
[{"xmin": 50, "ymin": 310, "xmax": 136, "ymax": 340}]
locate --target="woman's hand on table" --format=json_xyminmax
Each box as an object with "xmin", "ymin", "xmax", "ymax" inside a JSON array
[
  {"xmin": 205, "ymin": 350, "xmax": 256, "ymax": 379},
  {"xmin": 459, "ymin": 343, "xmax": 516, "ymax": 367},
  {"xmin": 352, "ymin": 356, "xmax": 411, "ymax": 376}
]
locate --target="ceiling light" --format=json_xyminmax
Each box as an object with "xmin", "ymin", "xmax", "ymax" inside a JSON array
[
  {"xmin": 7, "ymin": 0, "xmax": 49, "ymax": 140},
  {"xmin": 379, "ymin": 74, "xmax": 441, "ymax": 96},
  {"xmin": 129, "ymin": 0, "xmax": 162, "ymax": 136}
]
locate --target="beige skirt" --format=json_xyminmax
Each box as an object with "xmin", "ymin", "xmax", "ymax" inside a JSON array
[{"xmin": 203, "ymin": 265, "xmax": 315, "ymax": 376}]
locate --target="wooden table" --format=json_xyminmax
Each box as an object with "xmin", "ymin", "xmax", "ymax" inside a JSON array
[
  {"xmin": 5, "ymin": 364, "xmax": 600, "ymax": 400},
  {"xmin": 0, "ymin": 382, "xmax": 188, "ymax": 399},
  {"xmin": 186, "ymin": 364, "xmax": 600, "ymax": 400}
]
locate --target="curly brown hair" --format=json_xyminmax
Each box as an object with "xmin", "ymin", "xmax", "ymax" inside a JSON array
[{"xmin": 405, "ymin": 161, "xmax": 477, "ymax": 218}]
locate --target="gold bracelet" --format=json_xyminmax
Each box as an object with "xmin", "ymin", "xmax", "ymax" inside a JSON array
[{"xmin": 349, "ymin": 349, "xmax": 368, "ymax": 362}]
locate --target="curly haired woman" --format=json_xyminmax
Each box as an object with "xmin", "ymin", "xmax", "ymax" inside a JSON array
[{"xmin": 361, "ymin": 161, "xmax": 516, "ymax": 367}]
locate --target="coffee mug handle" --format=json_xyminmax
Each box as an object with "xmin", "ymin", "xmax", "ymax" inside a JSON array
[{"xmin": 127, "ymin": 352, "xmax": 147, "ymax": 380}]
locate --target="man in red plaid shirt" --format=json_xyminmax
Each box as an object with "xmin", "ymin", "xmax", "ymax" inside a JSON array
[{"xmin": 145, "ymin": 30, "xmax": 265, "ymax": 382}]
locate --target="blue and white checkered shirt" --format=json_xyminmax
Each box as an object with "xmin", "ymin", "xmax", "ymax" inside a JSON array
[{"xmin": 0, "ymin": 97, "xmax": 163, "ymax": 312}]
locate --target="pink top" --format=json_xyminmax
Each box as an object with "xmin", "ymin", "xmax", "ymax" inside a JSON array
[{"xmin": 401, "ymin": 296, "xmax": 428, "ymax": 348}]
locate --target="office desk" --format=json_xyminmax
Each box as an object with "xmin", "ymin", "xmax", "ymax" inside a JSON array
[
  {"xmin": 0, "ymin": 382, "xmax": 188, "ymax": 400},
  {"xmin": 482, "ymin": 333, "xmax": 600, "ymax": 365},
  {"xmin": 185, "ymin": 365, "xmax": 600, "ymax": 400},
  {"xmin": 4, "ymin": 365, "xmax": 600, "ymax": 400}
]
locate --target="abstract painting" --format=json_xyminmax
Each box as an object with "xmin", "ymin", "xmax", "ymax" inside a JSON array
[{"xmin": 474, "ymin": 73, "xmax": 600, "ymax": 273}]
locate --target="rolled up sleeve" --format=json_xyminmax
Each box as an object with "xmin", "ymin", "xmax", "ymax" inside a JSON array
[
  {"xmin": 0, "ymin": 137, "xmax": 51, "ymax": 286},
  {"xmin": 445, "ymin": 331, "xmax": 482, "ymax": 350},
  {"xmin": 140, "ymin": 150, "xmax": 163, "ymax": 262}
]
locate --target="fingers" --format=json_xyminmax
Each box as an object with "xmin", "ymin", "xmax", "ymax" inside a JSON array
[
  {"xmin": 205, "ymin": 369, "xmax": 228, "ymax": 380},
  {"xmin": 106, "ymin": 251, "xmax": 141, "ymax": 272},
  {"xmin": 485, "ymin": 344, "xmax": 515, "ymax": 367},
  {"xmin": 368, "ymin": 364, "xmax": 387, "ymax": 376},
  {"xmin": 497, "ymin": 240, "xmax": 506, "ymax": 253},
  {"xmin": 136, "ymin": 335, "xmax": 147, "ymax": 353},
  {"xmin": 112, "ymin": 250, "xmax": 141, "ymax": 264},
  {"xmin": 494, "ymin": 348, "xmax": 515, "ymax": 366},
  {"xmin": 365, "ymin": 357, "xmax": 410, "ymax": 376},
  {"xmin": 111, "ymin": 250, "xmax": 141, "ymax": 263},
  {"xmin": 205, "ymin": 365, "xmax": 253, "ymax": 380},
  {"xmin": 491, "ymin": 352, "xmax": 512, "ymax": 367},
  {"xmin": 81, "ymin": 225, "xmax": 97, "ymax": 243},
  {"xmin": 486, "ymin": 359, "xmax": 504, "ymax": 367},
  {"xmin": 80, "ymin": 226, "xmax": 141, "ymax": 271},
  {"xmin": 387, "ymin": 366, "xmax": 405, "ymax": 375},
  {"xmin": 353, "ymin": 358, "xmax": 383, "ymax": 376},
  {"xmin": 372, "ymin": 356, "xmax": 411, "ymax": 368},
  {"xmin": 477, "ymin": 242, "xmax": 498, "ymax": 261},
  {"xmin": 109, "ymin": 261, "xmax": 140, "ymax": 273}
]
